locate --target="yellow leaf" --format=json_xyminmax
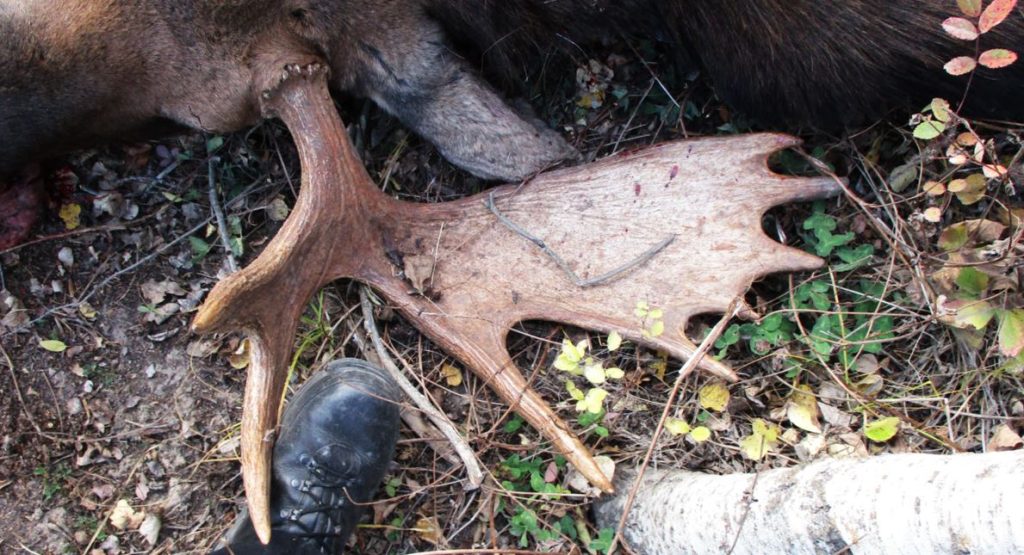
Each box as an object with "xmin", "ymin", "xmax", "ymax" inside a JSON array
[
  {"xmin": 688, "ymin": 426, "xmax": 711, "ymax": 442},
  {"xmin": 78, "ymin": 302, "xmax": 98, "ymax": 320},
  {"xmin": 786, "ymin": 385, "xmax": 822, "ymax": 433},
  {"xmin": 39, "ymin": 339, "xmax": 67, "ymax": 353},
  {"xmin": 59, "ymin": 204, "xmax": 81, "ymax": 230},
  {"xmin": 604, "ymin": 367, "xmax": 624, "ymax": 380},
  {"xmin": 565, "ymin": 380, "xmax": 585, "ymax": 401},
  {"xmin": 228, "ymin": 339, "xmax": 251, "ymax": 369},
  {"xmin": 650, "ymin": 353, "xmax": 668, "ymax": 381},
  {"xmin": 741, "ymin": 419, "xmax": 780, "ymax": 460},
  {"xmin": 864, "ymin": 416, "xmax": 901, "ymax": 443},
  {"xmin": 698, "ymin": 382, "xmax": 730, "ymax": 412},
  {"xmin": 648, "ymin": 320, "xmax": 665, "ymax": 337},
  {"xmin": 583, "ymin": 361, "xmax": 606, "ymax": 384},
  {"xmin": 607, "ymin": 330, "xmax": 623, "ymax": 351},
  {"xmin": 440, "ymin": 364, "xmax": 463, "ymax": 387},
  {"xmin": 414, "ymin": 516, "xmax": 443, "ymax": 544},
  {"xmin": 665, "ymin": 418, "xmax": 691, "ymax": 436},
  {"xmin": 576, "ymin": 388, "xmax": 608, "ymax": 414}
]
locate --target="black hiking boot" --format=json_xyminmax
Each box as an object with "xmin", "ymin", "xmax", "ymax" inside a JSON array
[{"xmin": 210, "ymin": 358, "xmax": 401, "ymax": 554}]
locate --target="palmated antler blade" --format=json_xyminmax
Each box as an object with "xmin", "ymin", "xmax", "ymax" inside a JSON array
[
  {"xmin": 192, "ymin": 63, "xmax": 388, "ymax": 543},
  {"xmin": 369, "ymin": 133, "xmax": 839, "ymax": 492}
]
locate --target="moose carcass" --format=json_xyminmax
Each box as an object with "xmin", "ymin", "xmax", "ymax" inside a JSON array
[{"xmin": 3, "ymin": 0, "xmax": 1023, "ymax": 246}]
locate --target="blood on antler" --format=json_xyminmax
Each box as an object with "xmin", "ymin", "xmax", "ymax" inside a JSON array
[{"xmin": 193, "ymin": 66, "xmax": 838, "ymax": 542}]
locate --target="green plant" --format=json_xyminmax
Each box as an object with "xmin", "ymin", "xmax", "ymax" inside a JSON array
[{"xmin": 33, "ymin": 463, "xmax": 71, "ymax": 501}]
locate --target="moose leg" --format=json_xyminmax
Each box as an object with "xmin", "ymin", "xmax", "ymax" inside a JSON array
[{"xmin": 0, "ymin": 167, "xmax": 45, "ymax": 250}]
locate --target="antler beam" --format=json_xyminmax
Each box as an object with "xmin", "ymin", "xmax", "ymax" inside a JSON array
[{"xmin": 194, "ymin": 66, "xmax": 839, "ymax": 543}]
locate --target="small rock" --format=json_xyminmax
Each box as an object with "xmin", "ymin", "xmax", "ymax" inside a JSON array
[{"xmin": 57, "ymin": 247, "xmax": 74, "ymax": 268}]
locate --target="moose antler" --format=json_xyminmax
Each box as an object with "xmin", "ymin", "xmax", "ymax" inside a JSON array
[{"xmin": 193, "ymin": 66, "xmax": 838, "ymax": 542}]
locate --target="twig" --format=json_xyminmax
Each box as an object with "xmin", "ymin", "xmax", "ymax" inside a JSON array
[
  {"xmin": 348, "ymin": 319, "xmax": 462, "ymax": 467},
  {"xmin": 486, "ymin": 191, "xmax": 675, "ymax": 288},
  {"xmin": 1, "ymin": 344, "xmax": 41, "ymax": 434},
  {"xmin": 359, "ymin": 287, "xmax": 484, "ymax": 489},
  {"xmin": 608, "ymin": 298, "xmax": 741, "ymax": 555},
  {"xmin": 208, "ymin": 157, "xmax": 238, "ymax": 273}
]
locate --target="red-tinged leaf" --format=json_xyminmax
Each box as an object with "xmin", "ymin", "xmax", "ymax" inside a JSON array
[
  {"xmin": 999, "ymin": 309, "xmax": 1024, "ymax": 357},
  {"xmin": 958, "ymin": 0, "xmax": 983, "ymax": 17},
  {"xmin": 943, "ymin": 17, "xmax": 980, "ymax": 40},
  {"xmin": 979, "ymin": 0, "xmax": 1018, "ymax": 33},
  {"xmin": 945, "ymin": 56, "xmax": 978, "ymax": 75},
  {"xmin": 979, "ymin": 48, "xmax": 1019, "ymax": 68}
]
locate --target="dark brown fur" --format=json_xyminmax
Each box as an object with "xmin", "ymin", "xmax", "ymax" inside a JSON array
[
  {"xmin": 2, "ymin": 0, "xmax": 1022, "ymax": 183},
  {"xmin": 428, "ymin": 0, "xmax": 1024, "ymax": 127}
]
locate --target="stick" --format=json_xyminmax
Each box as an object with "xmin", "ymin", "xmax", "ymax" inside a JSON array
[
  {"xmin": 359, "ymin": 287, "xmax": 483, "ymax": 489},
  {"xmin": 608, "ymin": 298, "xmax": 741, "ymax": 555}
]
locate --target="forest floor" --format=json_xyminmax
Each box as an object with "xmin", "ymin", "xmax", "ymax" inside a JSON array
[{"xmin": 1, "ymin": 38, "xmax": 1022, "ymax": 554}]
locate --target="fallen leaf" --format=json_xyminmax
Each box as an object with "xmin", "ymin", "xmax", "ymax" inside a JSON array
[
  {"xmin": 139, "ymin": 513, "xmax": 161, "ymax": 545},
  {"xmin": 740, "ymin": 419, "xmax": 779, "ymax": 460},
  {"xmin": 698, "ymin": 382, "xmax": 730, "ymax": 412},
  {"xmin": 923, "ymin": 207, "xmax": 943, "ymax": 223},
  {"xmin": 786, "ymin": 385, "xmax": 822, "ymax": 434},
  {"xmin": 688, "ymin": 426, "xmax": 711, "ymax": 442},
  {"xmin": 864, "ymin": 416, "xmax": 900, "ymax": 443},
  {"xmin": 986, "ymin": 424, "xmax": 1023, "ymax": 451},
  {"xmin": 665, "ymin": 418, "xmax": 691, "ymax": 436},
  {"xmin": 109, "ymin": 499, "xmax": 145, "ymax": 530},
  {"xmin": 266, "ymin": 196, "xmax": 291, "ymax": 221},
  {"xmin": 440, "ymin": 364, "xmax": 462, "ymax": 387},
  {"xmin": 39, "ymin": 339, "xmax": 67, "ymax": 353},
  {"xmin": 998, "ymin": 309, "xmax": 1024, "ymax": 357},
  {"xmin": 228, "ymin": 339, "xmax": 250, "ymax": 369},
  {"xmin": 414, "ymin": 516, "xmax": 443, "ymax": 545},
  {"xmin": 140, "ymin": 279, "xmax": 186, "ymax": 305},
  {"xmin": 606, "ymin": 330, "xmax": 622, "ymax": 351},
  {"xmin": 59, "ymin": 203, "xmax": 82, "ymax": 230}
]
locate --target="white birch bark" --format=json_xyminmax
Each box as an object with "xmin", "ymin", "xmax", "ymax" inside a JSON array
[{"xmin": 593, "ymin": 451, "xmax": 1024, "ymax": 554}]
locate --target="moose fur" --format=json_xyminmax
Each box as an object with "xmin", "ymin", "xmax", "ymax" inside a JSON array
[{"xmin": 1, "ymin": 0, "xmax": 1022, "ymax": 240}]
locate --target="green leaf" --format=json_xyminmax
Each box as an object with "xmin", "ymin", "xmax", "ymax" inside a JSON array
[
  {"xmin": 590, "ymin": 528, "xmax": 615, "ymax": 554},
  {"xmin": 957, "ymin": 0, "xmax": 982, "ymax": 17},
  {"xmin": 206, "ymin": 135, "xmax": 224, "ymax": 153},
  {"xmin": 39, "ymin": 339, "xmax": 67, "ymax": 353},
  {"xmin": 998, "ymin": 309, "xmax": 1024, "ymax": 357},
  {"xmin": 864, "ymin": 416, "xmax": 900, "ymax": 442},
  {"xmin": 956, "ymin": 267, "xmax": 990, "ymax": 295},
  {"xmin": 834, "ymin": 244, "xmax": 874, "ymax": 271},
  {"xmin": 913, "ymin": 120, "xmax": 945, "ymax": 140},
  {"xmin": 189, "ymin": 236, "xmax": 211, "ymax": 262}
]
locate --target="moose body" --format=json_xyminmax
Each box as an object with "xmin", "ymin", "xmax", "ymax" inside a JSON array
[{"xmin": 1, "ymin": 0, "xmax": 1022, "ymax": 243}]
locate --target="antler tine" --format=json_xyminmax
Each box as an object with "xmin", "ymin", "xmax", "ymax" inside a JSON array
[{"xmin": 193, "ymin": 63, "xmax": 381, "ymax": 543}]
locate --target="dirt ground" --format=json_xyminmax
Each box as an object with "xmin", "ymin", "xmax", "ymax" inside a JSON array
[{"xmin": 2, "ymin": 38, "xmax": 1023, "ymax": 555}]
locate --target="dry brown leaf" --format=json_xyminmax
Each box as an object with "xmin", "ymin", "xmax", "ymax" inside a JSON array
[{"xmin": 987, "ymin": 424, "xmax": 1023, "ymax": 452}]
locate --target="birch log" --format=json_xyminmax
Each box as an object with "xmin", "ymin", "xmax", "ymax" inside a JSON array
[{"xmin": 593, "ymin": 451, "xmax": 1024, "ymax": 554}]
